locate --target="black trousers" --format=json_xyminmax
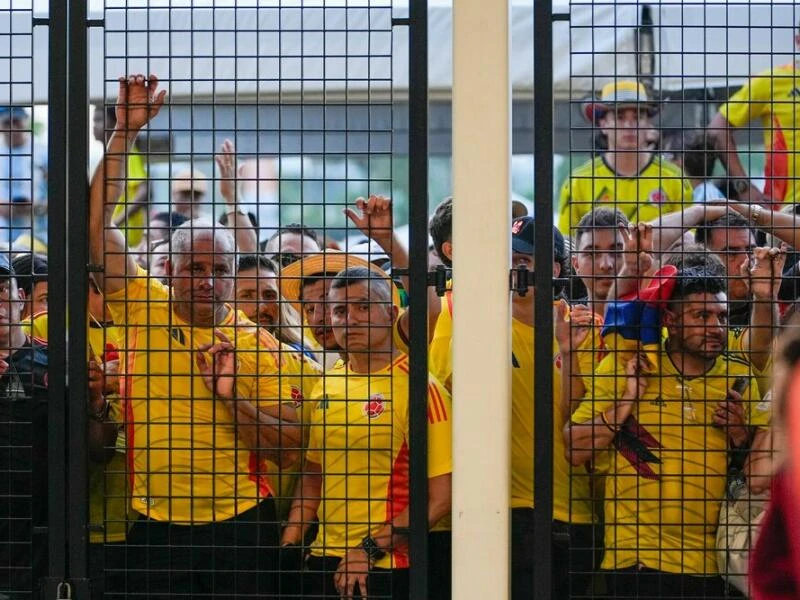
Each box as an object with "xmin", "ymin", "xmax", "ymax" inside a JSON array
[
  {"xmin": 428, "ymin": 530, "xmax": 452, "ymax": 600},
  {"xmin": 511, "ymin": 509, "xmax": 601, "ymax": 600},
  {"xmin": 88, "ymin": 541, "xmax": 127, "ymax": 600},
  {"xmin": 605, "ymin": 567, "xmax": 726, "ymax": 599},
  {"xmin": 124, "ymin": 498, "xmax": 279, "ymax": 600},
  {"xmin": 0, "ymin": 517, "xmax": 46, "ymax": 600},
  {"xmin": 299, "ymin": 555, "xmax": 409, "ymax": 600}
]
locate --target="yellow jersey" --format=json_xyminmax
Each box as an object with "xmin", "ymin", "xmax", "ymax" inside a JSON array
[
  {"xmin": 558, "ymin": 155, "xmax": 691, "ymax": 233},
  {"xmin": 720, "ymin": 63, "xmax": 800, "ymax": 203},
  {"xmin": 511, "ymin": 319, "xmax": 595, "ymax": 524},
  {"xmin": 263, "ymin": 336, "xmax": 323, "ymax": 519},
  {"xmin": 572, "ymin": 343, "xmax": 769, "ymax": 575},
  {"xmin": 110, "ymin": 150, "xmax": 148, "ymax": 248},
  {"xmin": 106, "ymin": 267, "xmax": 290, "ymax": 524},
  {"xmin": 306, "ymin": 354, "xmax": 452, "ymax": 569}
]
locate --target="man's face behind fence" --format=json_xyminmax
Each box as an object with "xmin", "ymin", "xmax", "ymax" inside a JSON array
[
  {"xmin": 329, "ymin": 281, "xmax": 396, "ymax": 353},
  {"xmin": 167, "ymin": 234, "xmax": 234, "ymax": 324},
  {"xmin": 665, "ymin": 291, "xmax": 728, "ymax": 361}
]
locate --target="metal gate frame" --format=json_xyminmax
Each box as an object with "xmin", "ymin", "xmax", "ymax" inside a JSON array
[{"xmin": 44, "ymin": 1, "xmax": 432, "ymax": 597}]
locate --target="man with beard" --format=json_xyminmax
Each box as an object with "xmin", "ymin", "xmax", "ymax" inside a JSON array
[{"xmin": 566, "ymin": 267, "xmax": 769, "ymax": 597}]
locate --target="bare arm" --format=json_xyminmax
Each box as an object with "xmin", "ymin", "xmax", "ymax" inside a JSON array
[
  {"xmin": 647, "ymin": 204, "xmax": 729, "ymax": 253},
  {"xmin": 708, "ymin": 112, "xmax": 769, "ymax": 206},
  {"xmin": 281, "ymin": 461, "xmax": 323, "ymax": 545},
  {"xmin": 727, "ymin": 202, "xmax": 800, "ymax": 250},
  {"xmin": 216, "ymin": 139, "xmax": 258, "ymax": 253},
  {"xmin": 345, "ymin": 194, "xmax": 442, "ymax": 343},
  {"xmin": 605, "ymin": 223, "xmax": 654, "ymax": 302},
  {"xmin": 564, "ymin": 400, "xmax": 635, "ymax": 466},
  {"xmin": 742, "ymin": 246, "xmax": 786, "ymax": 372},
  {"xmin": 90, "ymin": 75, "xmax": 165, "ymax": 295},
  {"xmin": 220, "ymin": 399, "xmax": 301, "ymax": 467},
  {"xmin": 563, "ymin": 354, "xmax": 646, "ymax": 465},
  {"xmin": 745, "ymin": 427, "xmax": 774, "ymax": 494},
  {"xmin": 554, "ymin": 300, "xmax": 590, "ymax": 416}
]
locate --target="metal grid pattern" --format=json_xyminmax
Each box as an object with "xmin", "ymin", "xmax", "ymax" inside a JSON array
[{"xmin": 553, "ymin": 2, "xmax": 791, "ymax": 598}]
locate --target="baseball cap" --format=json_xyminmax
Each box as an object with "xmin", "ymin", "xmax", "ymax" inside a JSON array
[
  {"xmin": 511, "ymin": 216, "xmax": 566, "ymax": 261},
  {"xmin": 172, "ymin": 169, "xmax": 208, "ymax": 195},
  {"xmin": 0, "ymin": 253, "xmax": 15, "ymax": 276},
  {"xmin": 582, "ymin": 80, "xmax": 659, "ymax": 125},
  {"xmin": 0, "ymin": 106, "xmax": 28, "ymax": 122}
]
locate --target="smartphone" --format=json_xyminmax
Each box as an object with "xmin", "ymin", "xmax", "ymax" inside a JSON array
[{"xmin": 730, "ymin": 376, "xmax": 750, "ymax": 397}]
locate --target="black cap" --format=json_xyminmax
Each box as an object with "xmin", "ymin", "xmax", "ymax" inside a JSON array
[
  {"xmin": 511, "ymin": 216, "xmax": 566, "ymax": 261},
  {"xmin": 0, "ymin": 253, "xmax": 13, "ymax": 276}
]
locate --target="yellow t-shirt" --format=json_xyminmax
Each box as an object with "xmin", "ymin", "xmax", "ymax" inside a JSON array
[
  {"xmin": 720, "ymin": 63, "xmax": 800, "ymax": 203},
  {"xmin": 106, "ymin": 267, "xmax": 290, "ymax": 524},
  {"xmin": 572, "ymin": 344, "xmax": 769, "ymax": 575},
  {"xmin": 306, "ymin": 354, "xmax": 452, "ymax": 569},
  {"xmin": 264, "ymin": 337, "xmax": 323, "ymax": 519},
  {"xmin": 110, "ymin": 150, "xmax": 148, "ymax": 248},
  {"xmin": 558, "ymin": 155, "xmax": 691, "ymax": 233},
  {"xmin": 510, "ymin": 319, "xmax": 595, "ymax": 524}
]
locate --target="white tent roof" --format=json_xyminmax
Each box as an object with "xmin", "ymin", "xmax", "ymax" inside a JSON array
[{"xmin": 3, "ymin": 0, "xmax": 799, "ymax": 105}]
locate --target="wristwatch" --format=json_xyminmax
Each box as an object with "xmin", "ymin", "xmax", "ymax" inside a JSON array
[{"xmin": 360, "ymin": 535, "xmax": 386, "ymax": 563}]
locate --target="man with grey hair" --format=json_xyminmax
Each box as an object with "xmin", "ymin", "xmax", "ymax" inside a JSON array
[
  {"xmin": 89, "ymin": 74, "xmax": 300, "ymax": 598},
  {"xmin": 282, "ymin": 266, "xmax": 452, "ymax": 599}
]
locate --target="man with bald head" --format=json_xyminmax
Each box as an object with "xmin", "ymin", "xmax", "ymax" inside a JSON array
[{"xmin": 89, "ymin": 74, "xmax": 300, "ymax": 598}]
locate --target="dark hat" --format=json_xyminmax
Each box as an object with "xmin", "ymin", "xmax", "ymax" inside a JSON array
[
  {"xmin": 511, "ymin": 216, "xmax": 566, "ymax": 261},
  {"xmin": 0, "ymin": 106, "xmax": 28, "ymax": 121},
  {"xmin": 0, "ymin": 253, "xmax": 15, "ymax": 276}
]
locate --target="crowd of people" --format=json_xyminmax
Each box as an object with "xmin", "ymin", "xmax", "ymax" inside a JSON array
[{"xmin": 3, "ymin": 22, "xmax": 800, "ymax": 600}]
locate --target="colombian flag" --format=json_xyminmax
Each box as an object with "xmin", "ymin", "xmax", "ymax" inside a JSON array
[{"xmin": 599, "ymin": 265, "xmax": 678, "ymax": 480}]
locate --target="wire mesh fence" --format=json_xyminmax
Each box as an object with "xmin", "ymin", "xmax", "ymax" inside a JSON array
[{"xmin": 0, "ymin": 0, "xmax": 798, "ymax": 599}]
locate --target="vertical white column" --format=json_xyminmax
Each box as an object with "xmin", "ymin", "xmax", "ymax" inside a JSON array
[{"xmin": 451, "ymin": 0, "xmax": 511, "ymax": 598}]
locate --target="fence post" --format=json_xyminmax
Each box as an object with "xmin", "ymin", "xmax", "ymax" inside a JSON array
[
  {"xmin": 65, "ymin": 0, "xmax": 91, "ymax": 593},
  {"xmin": 532, "ymin": 1, "xmax": 554, "ymax": 599},
  {"xmin": 407, "ymin": 0, "xmax": 431, "ymax": 597},
  {"xmin": 451, "ymin": 0, "xmax": 512, "ymax": 598},
  {"xmin": 43, "ymin": 0, "xmax": 69, "ymax": 595}
]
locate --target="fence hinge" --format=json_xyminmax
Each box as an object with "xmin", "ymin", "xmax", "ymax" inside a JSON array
[
  {"xmin": 426, "ymin": 265, "xmax": 451, "ymax": 297},
  {"xmin": 391, "ymin": 17, "xmax": 411, "ymax": 27},
  {"xmin": 86, "ymin": 263, "xmax": 104, "ymax": 273},
  {"xmin": 509, "ymin": 266, "xmax": 569, "ymax": 296}
]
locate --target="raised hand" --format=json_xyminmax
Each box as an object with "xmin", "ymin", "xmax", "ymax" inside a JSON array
[
  {"xmin": 215, "ymin": 139, "xmax": 241, "ymax": 205},
  {"xmin": 195, "ymin": 329, "xmax": 237, "ymax": 399},
  {"xmin": 343, "ymin": 194, "xmax": 394, "ymax": 245},
  {"xmin": 620, "ymin": 222, "xmax": 654, "ymax": 275},
  {"xmin": 714, "ymin": 390, "xmax": 749, "ymax": 448},
  {"xmin": 623, "ymin": 353, "xmax": 649, "ymax": 400},
  {"xmin": 554, "ymin": 299, "xmax": 595, "ymax": 353},
  {"xmin": 745, "ymin": 244, "xmax": 787, "ymax": 300},
  {"xmin": 115, "ymin": 74, "xmax": 167, "ymax": 134}
]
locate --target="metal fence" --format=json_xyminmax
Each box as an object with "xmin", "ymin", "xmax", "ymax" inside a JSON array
[{"xmin": 0, "ymin": 0, "xmax": 794, "ymax": 599}]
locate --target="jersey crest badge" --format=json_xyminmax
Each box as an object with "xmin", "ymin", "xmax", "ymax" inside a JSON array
[
  {"xmin": 290, "ymin": 385, "xmax": 303, "ymax": 408},
  {"xmin": 648, "ymin": 188, "xmax": 668, "ymax": 204},
  {"xmin": 363, "ymin": 394, "xmax": 386, "ymax": 419}
]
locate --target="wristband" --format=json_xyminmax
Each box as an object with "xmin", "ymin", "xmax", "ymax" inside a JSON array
[{"xmin": 600, "ymin": 410, "xmax": 620, "ymax": 433}]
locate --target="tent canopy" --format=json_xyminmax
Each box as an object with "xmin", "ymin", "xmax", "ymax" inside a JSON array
[{"xmin": 2, "ymin": 0, "xmax": 799, "ymax": 105}]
